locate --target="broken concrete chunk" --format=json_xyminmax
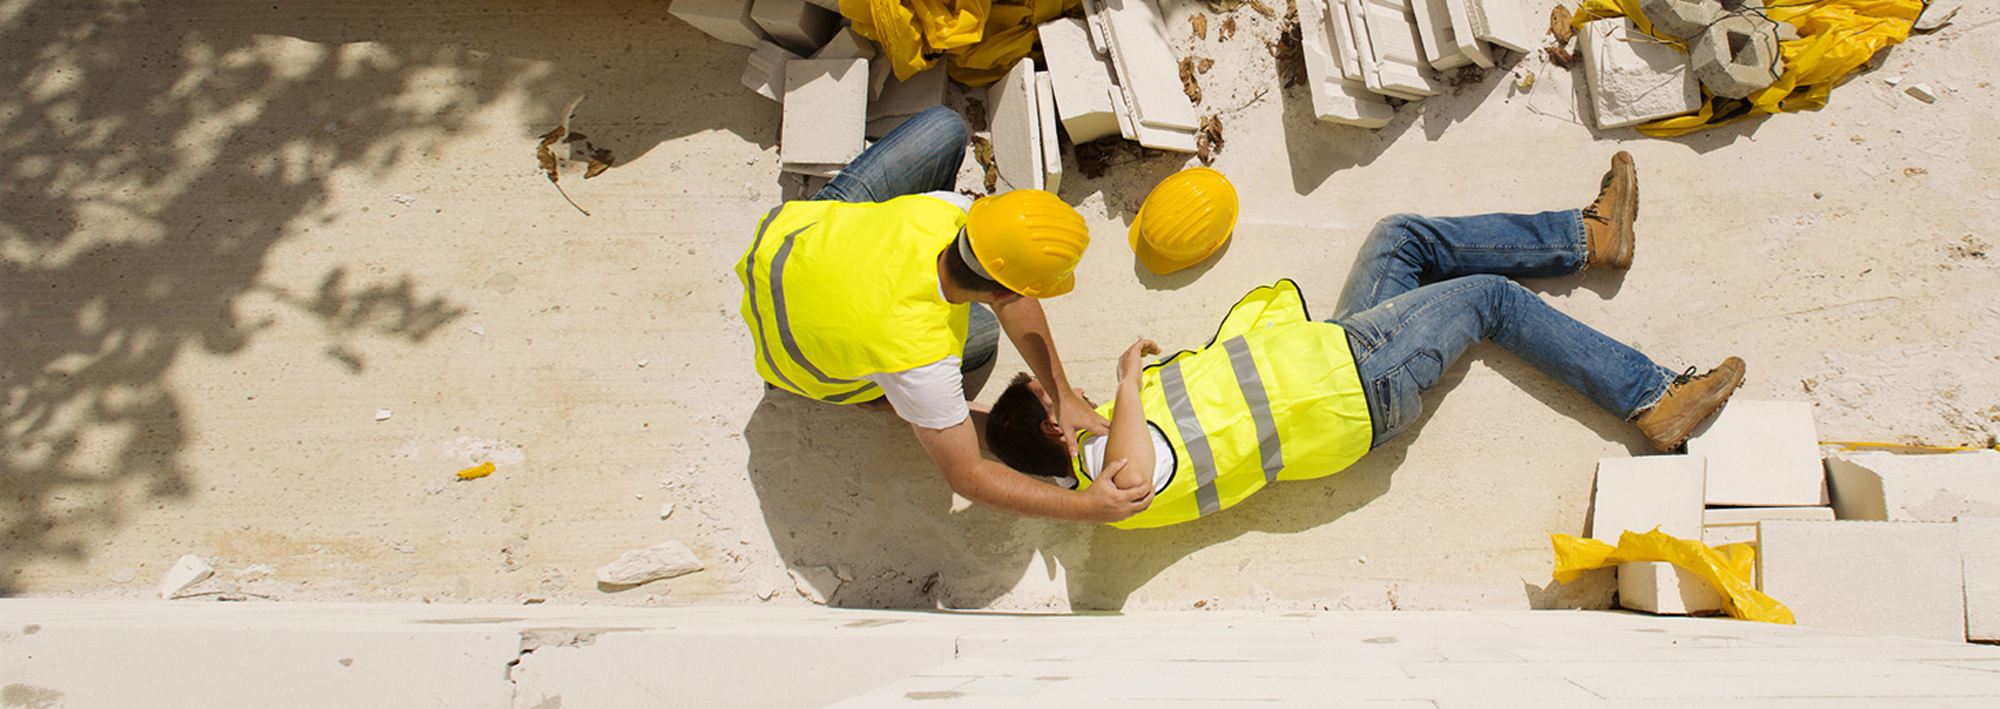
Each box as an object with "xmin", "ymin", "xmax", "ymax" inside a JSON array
[
  {"xmin": 1039, "ymin": 18, "xmax": 1123, "ymax": 143},
  {"xmin": 671, "ymin": 0, "xmax": 772, "ymax": 49},
  {"xmin": 788, "ymin": 565, "xmax": 839, "ymax": 604},
  {"xmin": 742, "ymin": 41, "xmax": 802, "ymax": 103},
  {"xmin": 595, "ymin": 541, "xmax": 704, "ymax": 586},
  {"xmin": 1410, "ymin": 0, "xmax": 1470, "ymax": 70},
  {"xmin": 1637, "ymin": 0, "xmax": 1722, "ymax": 42},
  {"xmin": 1905, "ymin": 83, "xmax": 1937, "ymax": 103},
  {"xmin": 1581, "ymin": 18, "xmax": 1701, "ymax": 130},
  {"xmin": 781, "ymin": 58, "xmax": 870, "ymax": 167},
  {"xmin": 1691, "ymin": 14, "xmax": 1784, "ymax": 99},
  {"xmin": 160, "ymin": 554, "xmax": 213, "ymax": 599},
  {"xmin": 750, "ymin": 0, "xmax": 839, "ymax": 56}
]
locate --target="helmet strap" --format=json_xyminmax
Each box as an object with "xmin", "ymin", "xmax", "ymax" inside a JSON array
[{"xmin": 955, "ymin": 227, "xmax": 999, "ymax": 283}]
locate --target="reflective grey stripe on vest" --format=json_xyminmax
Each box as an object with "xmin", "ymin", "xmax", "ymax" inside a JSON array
[
  {"xmin": 746, "ymin": 206, "xmax": 869, "ymax": 403},
  {"xmin": 1159, "ymin": 362, "xmax": 1222, "ymax": 517},
  {"xmin": 1222, "ymin": 336, "xmax": 1285, "ymax": 484}
]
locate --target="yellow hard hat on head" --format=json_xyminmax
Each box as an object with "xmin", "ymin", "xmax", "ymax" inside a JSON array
[
  {"xmin": 1129, "ymin": 167, "xmax": 1238, "ymax": 275},
  {"xmin": 963, "ymin": 190, "xmax": 1090, "ymax": 298}
]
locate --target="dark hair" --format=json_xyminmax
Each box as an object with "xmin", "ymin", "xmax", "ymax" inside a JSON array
[
  {"xmin": 941, "ymin": 231, "xmax": 1008, "ymax": 294},
  {"xmin": 986, "ymin": 372, "xmax": 1070, "ymax": 477}
]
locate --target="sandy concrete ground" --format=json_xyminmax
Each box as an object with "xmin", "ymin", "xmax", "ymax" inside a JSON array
[{"xmin": 1, "ymin": 0, "xmax": 1993, "ymax": 611}]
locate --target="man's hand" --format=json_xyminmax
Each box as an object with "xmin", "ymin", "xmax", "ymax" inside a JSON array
[
  {"xmin": 1079, "ymin": 458, "xmax": 1154, "ymax": 523},
  {"xmin": 1052, "ymin": 388, "xmax": 1110, "ymax": 457},
  {"xmin": 1119, "ymin": 339, "xmax": 1159, "ymax": 383}
]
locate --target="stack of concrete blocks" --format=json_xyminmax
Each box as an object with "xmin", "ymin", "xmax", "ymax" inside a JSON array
[
  {"xmin": 1640, "ymin": 0, "xmax": 1788, "ymax": 99},
  {"xmin": 1684, "ymin": 399, "xmax": 1835, "ymax": 554},
  {"xmin": 1038, "ymin": 18, "xmax": 1123, "ymax": 143},
  {"xmin": 989, "ymin": 60, "xmax": 1063, "ymax": 193},
  {"xmin": 1589, "ymin": 455, "xmax": 1721, "ymax": 615},
  {"xmin": 1076, "ymin": 0, "xmax": 1199, "ymax": 151},
  {"xmin": 750, "ymin": 0, "xmax": 840, "ymax": 56},
  {"xmin": 780, "ymin": 58, "xmax": 871, "ymax": 177},
  {"xmin": 1758, "ymin": 519, "xmax": 1970, "ymax": 642},
  {"xmin": 1298, "ymin": 0, "xmax": 1394, "ymax": 127},
  {"xmin": 1578, "ymin": 18, "xmax": 1702, "ymax": 130},
  {"xmin": 1292, "ymin": 0, "xmax": 1529, "ymax": 128},
  {"xmin": 1817, "ymin": 449, "xmax": 2000, "ymax": 642}
]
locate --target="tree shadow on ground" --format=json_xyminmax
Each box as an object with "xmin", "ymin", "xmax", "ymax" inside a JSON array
[{"xmin": 0, "ymin": 0, "xmax": 761, "ymax": 593}]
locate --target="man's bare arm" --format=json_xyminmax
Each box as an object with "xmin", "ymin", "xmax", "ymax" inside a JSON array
[
  {"xmin": 1101, "ymin": 339, "xmax": 1159, "ymax": 489},
  {"xmin": 991, "ymin": 296, "xmax": 1108, "ymax": 453},
  {"xmin": 911, "ymin": 418, "xmax": 1151, "ymax": 522}
]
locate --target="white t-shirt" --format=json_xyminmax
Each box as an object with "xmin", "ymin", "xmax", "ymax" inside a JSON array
[
  {"xmin": 863, "ymin": 190, "xmax": 978, "ymax": 430},
  {"xmin": 1053, "ymin": 422, "xmax": 1178, "ymax": 492}
]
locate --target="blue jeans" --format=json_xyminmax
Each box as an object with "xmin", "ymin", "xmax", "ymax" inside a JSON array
[
  {"xmin": 805, "ymin": 106, "xmax": 995, "ymax": 376},
  {"xmin": 1330, "ymin": 212, "xmax": 1675, "ymax": 449}
]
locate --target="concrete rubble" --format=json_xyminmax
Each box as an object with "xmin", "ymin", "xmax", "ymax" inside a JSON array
[
  {"xmin": 158, "ymin": 554, "xmax": 213, "ymax": 599},
  {"xmin": 1579, "ymin": 18, "xmax": 1701, "ymax": 130},
  {"xmin": 594, "ymin": 541, "xmax": 704, "ymax": 586}
]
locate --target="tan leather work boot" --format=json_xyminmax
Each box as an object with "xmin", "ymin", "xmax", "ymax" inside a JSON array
[
  {"xmin": 1582, "ymin": 151, "xmax": 1637, "ymax": 270},
  {"xmin": 1634, "ymin": 356, "xmax": 1746, "ymax": 452}
]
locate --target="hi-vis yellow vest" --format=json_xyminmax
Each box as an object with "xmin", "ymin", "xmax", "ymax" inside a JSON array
[
  {"xmin": 737, "ymin": 196, "xmax": 971, "ymax": 403},
  {"xmin": 1073, "ymin": 280, "xmax": 1372, "ymax": 529}
]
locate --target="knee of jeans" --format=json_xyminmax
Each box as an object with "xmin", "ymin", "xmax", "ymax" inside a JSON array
[{"xmin": 916, "ymin": 106, "xmax": 968, "ymax": 145}]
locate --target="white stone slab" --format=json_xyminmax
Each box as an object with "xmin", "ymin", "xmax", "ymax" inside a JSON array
[
  {"xmin": 1965, "ymin": 517, "xmax": 2000, "ymax": 642},
  {"xmin": 1097, "ymin": 0, "xmax": 1199, "ymax": 130},
  {"xmin": 1357, "ymin": 0, "xmax": 1442, "ymax": 98},
  {"xmin": 743, "ymin": 40, "xmax": 802, "ymax": 103},
  {"xmin": 1299, "ymin": 0, "xmax": 1395, "ymax": 127},
  {"xmin": 990, "ymin": 60, "xmax": 1042, "ymax": 192},
  {"xmin": 1038, "ymin": 17, "xmax": 1123, "ymax": 143},
  {"xmin": 1618, "ymin": 561, "xmax": 1724, "ymax": 615},
  {"xmin": 1701, "ymin": 506, "xmax": 1835, "ymax": 547},
  {"xmin": 1580, "ymin": 18, "xmax": 1702, "ymax": 130},
  {"xmin": 1825, "ymin": 449, "xmax": 2000, "ymax": 522},
  {"xmin": 1409, "ymin": 0, "xmax": 1471, "ymax": 70},
  {"xmin": 1329, "ymin": 0, "xmax": 1369, "ymax": 83},
  {"xmin": 670, "ymin": 0, "xmax": 770, "ymax": 48},
  {"xmin": 1440, "ymin": 0, "xmax": 1497, "ymax": 68},
  {"xmin": 1035, "ymin": 72, "xmax": 1064, "ymax": 194},
  {"xmin": 751, "ymin": 0, "xmax": 840, "ymax": 56},
  {"xmin": 1590, "ymin": 455, "xmax": 1706, "ymax": 543},
  {"xmin": 1757, "ymin": 520, "xmax": 1965, "ymax": 642},
  {"xmin": 781, "ymin": 58, "xmax": 869, "ymax": 166},
  {"xmin": 1462, "ymin": 0, "xmax": 1535, "ymax": 52},
  {"xmin": 811, "ymin": 27, "xmax": 877, "ymax": 61},
  {"xmin": 868, "ymin": 65, "xmax": 947, "ymax": 122},
  {"xmin": 1685, "ymin": 400, "xmax": 1825, "ymax": 507}
]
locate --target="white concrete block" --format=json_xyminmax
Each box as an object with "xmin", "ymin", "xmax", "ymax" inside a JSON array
[
  {"xmin": 1038, "ymin": 17, "xmax": 1123, "ymax": 143},
  {"xmin": 1097, "ymin": 0, "xmax": 1199, "ymax": 130},
  {"xmin": 989, "ymin": 60, "xmax": 1043, "ymax": 192},
  {"xmin": 1356, "ymin": 0, "xmax": 1442, "ymax": 98},
  {"xmin": 1035, "ymin": 72, "xmax": 1064, "ymax": 194},
  {"xmin": 1590, "ymin": 455, "xmax": 1706, "ymax": 543},
  {"xmin": 1618, "ymin": 561, "xmax": 1724, "ymax": 615},
  {"xmin": 1825, "ymin": 449, "xmax": 2000, "ymax": 522},
  {"xmin": 743, "ymin": 41, "xmax": 802, "ymax": 103},
  {"xmin": 751, "ymin": 0, "xmax": 840, "ymax": 56},
  {"xmin": 868, "ymin": 65, "xmax": 947, "ymax": 122},
  {"xmin": 1701, "ymin": 506, "xmax": 1835, "ymax": 547},
  {"xmin": 1107, "ymin": 85, "xmax": 1198, "ymax": 151},
  {"xmin": 1440, "ymin": 0, "xmax": 1496, "ymax": 68},
  {"xmin": 1964, "ymin": 516, "xmax": 2000, "ymax": 641},
  {"xmin": 1757, "ymin": 520, "xmax": 1965, "ymax": 642},
  {"xmin": 811, "ymin": 27, "xmax": 877, "ymax": 61},
  {"xmin": 781, "ymin": 58, "xmax": 870, "ymax": 166},
  {"xmin": 1329, "ymin": 0, "xmax": 1369, "ymax": 82},
  {"xmin": 1685, "ymin": 400, "xmax": 1825, "ymax": 507},
  {"xmin": 1579, "ymin": 18, "xmax": 1702, "ymax": 130},
  {"xmin": 1409, "ymin": 0, "xmax": 1471, "ymax": 70},
  {"xmin": 1300, "ymin": 0, "xmax": 1395, "ymax": 127},
  {"xmin": 1462, "ymin": 0, "xmax": 1535, "ymax": 53},
  {"xmin": 670, "ymin": 0, "xmax": 771, "ymax": 49}
]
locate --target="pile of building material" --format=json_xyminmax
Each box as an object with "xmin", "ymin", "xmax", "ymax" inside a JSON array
[
  {"xmin": 1588, "ymin": 399, "xmax": 2000, "ymax": 643},
  {"xmin": 1576, "ymin": 2, "xmax": 1794, "ymax": 130},
  {"xmin": 1294, "ymin": 0, "xmax": 1534, "ymax": 127},
  {"xmin": 1035, "ymin": 0, "xmax": 1201, "ymax": 152}
]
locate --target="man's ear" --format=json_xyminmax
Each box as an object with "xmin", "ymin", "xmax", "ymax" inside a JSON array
[{"xmin": 1039, "ymin": 417, "xmax": 1062, "ymax": 441}]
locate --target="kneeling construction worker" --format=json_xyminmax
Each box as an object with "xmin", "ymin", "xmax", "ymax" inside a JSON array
[
  {"xmin": 736, "ymin": 106, "xmax": 1155, "ymax": 522},
  {"xmin": 984, "ymin": 153, "xmax": 1747, "ymax": 527}
]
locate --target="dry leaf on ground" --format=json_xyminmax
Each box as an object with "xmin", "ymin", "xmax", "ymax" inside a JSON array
[
  {"xmin": 1196, "ymin": 116, "xmax": 1223, "ymax": 166},
  {"xmin": 1179, "ymin": 57, "xmax": 1203, "ymax": 104},
  {"xmin": 535, "ymin": 95, "xmax": 590, "ymax": 216},
  {"xmin": 1192, "ymin": 15, "xmax": 1207, "ymax": 40},
  {"xmin": 1549, "ymin": 5, "xmax": 1574, "ymax": 44},
  {"xmin": 971, "ymin": 136, "xmax": 997, "ymax": 192},
  {"xmin": 1547, "ymin": 44, "xmax": 1576, "ymax": 70},
  {"xmin": 1220, "ymin": 16, "xmax": 1237, "ymax": 41},
  {"xmin": 1270, "ymin": 15, "xmax": 1304, "ymax": 89},
  {"xmin": 1199, "ymin": 57, "xmax": 1215, "ymax": 73},
  {"xmin": 1249, "ymin": 1, "xmax": 1274, "ymax": 19}
]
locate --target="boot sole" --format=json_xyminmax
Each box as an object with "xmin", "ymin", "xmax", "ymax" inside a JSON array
[{"xmin": 1605, "ymin": 152, "xmax": 1636, "ymax": 268}]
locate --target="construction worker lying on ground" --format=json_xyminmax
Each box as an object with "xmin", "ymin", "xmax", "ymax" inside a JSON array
[
  {"xmin": 984, "ymin": 153, "xmax": 1748, "ymax": 527},
  {"xmin": 736, "ymin": 106, "xmax": 1152, "ymax": 522}
]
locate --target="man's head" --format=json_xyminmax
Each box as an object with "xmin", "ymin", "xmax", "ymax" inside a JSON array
[
  {"xmin": 986, "ymin": 373, "xmax": 1071, "ymax": 478},
  {"xmin": 957, "ymin": 190, "xmax": 1089, "ymax": 298}
]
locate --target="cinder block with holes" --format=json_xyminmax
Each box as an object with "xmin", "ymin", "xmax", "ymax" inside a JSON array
[{"xmin": 1691, "ymin": 13, "xmax": 1785, "ymax": 99}]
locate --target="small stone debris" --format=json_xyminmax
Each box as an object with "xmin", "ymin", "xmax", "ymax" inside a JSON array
[
  {"xmin": 374, "ymin": 409, "xmax": 392, "ymax": 421},
  {"xmin": 1905, "ymin": 84, "xmax": 1938, "ymax": 104},
  {"xmin": 595, "ymin": 541, "xmax": 704, "ymax": 586},
  {"xmin": 160, "ymin": 554, "xmax": 214, "ymax": 599},
  {"xmin": 658, "ymin": 502, "xmax": 675, "ymax": 519},
  {"xmin": 108, "ymin": 568, "xmax": 137, "ymax": 583},
  {"xmin": 389, "ymin": 193, "xmax": 416, "ymax": 206},
  {"xmin": 1913, "ymin": 6, "xmax": 1957, "ymax": 35},
  {"xmin": 789, "ymin": 565, "xmax": 840, "ymax": 604},
  {"xmin": 835, "ymin": 564, "xmax": 856, "ymax": 582}
]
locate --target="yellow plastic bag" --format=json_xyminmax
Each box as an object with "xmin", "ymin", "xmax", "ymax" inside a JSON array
[
  {"xmin": 1550, "ymin": 528, "xmax": 1795, "ymax": 624},
  {"xmin": 1571, "ymin": 0, "xmax": 1922, "ymax": 136},
  {"xmin": 841, "ymin": 0, "xmax": 1076, "ymax": 86}
]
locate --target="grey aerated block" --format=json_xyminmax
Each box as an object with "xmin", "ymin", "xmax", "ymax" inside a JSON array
[
  {"xmin": 1637, "ymin": 0, "xmax": 1721, "ymax": 42},
  {"xmin": 1692, "ymin": 14, "xmax": 1785, "ymax": 99}
]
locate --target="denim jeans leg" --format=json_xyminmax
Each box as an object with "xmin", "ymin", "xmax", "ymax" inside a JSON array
[
  {"xmin": 812, "ymin": 106, "xmax": 969, "ymax": 203},
  {"xmin": 1333, "ymin": 211, "xmax": 1590, "ymax": 320},
  {"xmin": 1336, "ymin": 275, "xmax": 1674, "ymax": 449}
]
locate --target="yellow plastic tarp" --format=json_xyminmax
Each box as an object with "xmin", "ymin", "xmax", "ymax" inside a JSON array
[
  {"xmin": 1551, "ymin": 528, "xmax": 1795, "ymax": 624},
  {"xmin": 1572, "ymin": 0, "xmax": 1923, "ymax": 136},
  {"xmin": 841, "ymin": 0, "xmax": 1077, "ymax": 86}
]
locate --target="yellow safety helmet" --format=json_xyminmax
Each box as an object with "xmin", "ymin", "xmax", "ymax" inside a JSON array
[
  {"xmin": 1128, "ymin": 167, "xmax": 1238, "ymax": 275},
  {"xmin": 962, "ymin": 189, "xmax": 1090, "ymax": 298}
]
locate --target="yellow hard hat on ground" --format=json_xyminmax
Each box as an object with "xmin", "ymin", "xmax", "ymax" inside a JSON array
[
  {"xmin": 962, "ymin": 189, "xmax": 1090, "ymax": 298},
  {"xmin": 1128, "ymin": 167, "xmax": 1238, "ymax": 275}
]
